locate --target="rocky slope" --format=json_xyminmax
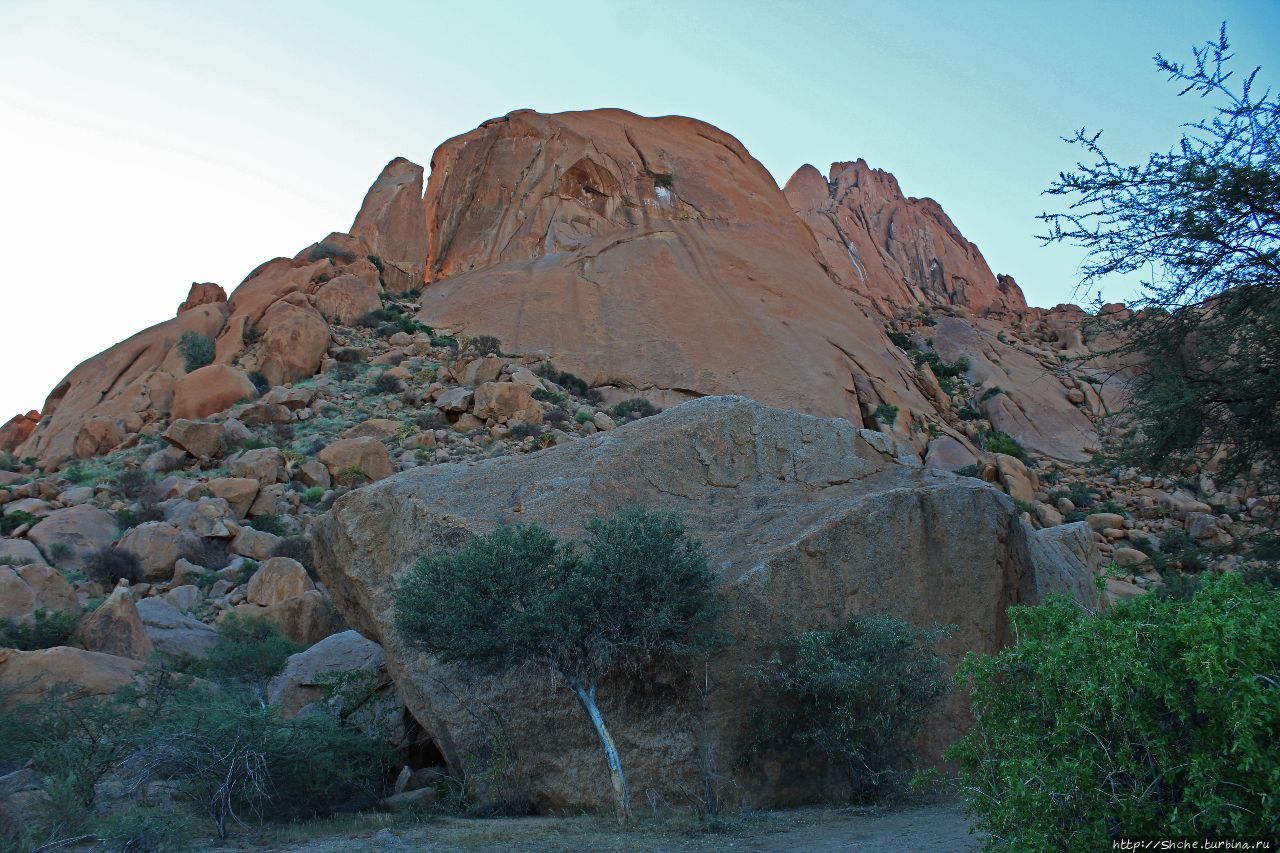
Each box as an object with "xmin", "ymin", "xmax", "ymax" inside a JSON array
[
  {"xmin": 2, "ymin": 107, "xmax": 1275, "ymax": 821},
  {"xmin": 311, "ymin": 396, "xmax": 1098, "ymax": 809}
]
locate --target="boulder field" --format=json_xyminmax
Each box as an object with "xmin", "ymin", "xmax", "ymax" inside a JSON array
[
  {"xmin": 312, "ymin": 396, "xmax": 1098, "ymax": 810},
  {"xmin": 8, "ymin": 107, "xmax": 1127, "ymax": 471}
]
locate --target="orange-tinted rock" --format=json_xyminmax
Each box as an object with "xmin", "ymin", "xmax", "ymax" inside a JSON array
[
  {"xmin": 72, "ymin": 415, "xmax": 124, "ymax": 460},
  {"xmin": 785, "ymin": 160, "xmax": 1027, "ymax": 316},
  {"xmin": 351, "ymin": 157, "xmax": 427, "ymax": 293},
  {"xmin": 171, "ymin": 364, "xmax": 257, "ymax": 420},
  {"xmin": 17, "ymin": 303, "xmax": 228, "ymax": 467},
  {"xmin": 177, "ymin": 282, "xmax": 228, "ymax": 315},
  {"xmin": 315, "ymin": 274, "xmax": 381, "ymax": 324},
  {"xmin": 77, "ymin": 583, "xmax": 154, "ymax": 661},
  {"xmin": 256, "ymin": 301, "xmax": 330, "ymax": 386},
  {"xmin": 0, "ymin": 646, "xmax": 142, "ymax": 709},
  {"xmin": 0, "ymin": 412, "xmax": 38, "ymax": 455},
  {"xmin": 418, "ymin": 109, "xmax": 932, "ymax": 427}
]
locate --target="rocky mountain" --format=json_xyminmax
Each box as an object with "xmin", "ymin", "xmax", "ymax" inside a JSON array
[{"xmin": 8, "ymin": 107, "xmax": 1265, "ymax": 819}]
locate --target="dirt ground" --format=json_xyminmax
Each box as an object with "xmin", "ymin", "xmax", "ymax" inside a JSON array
[{"xmin": 206, "ymin": 800, "xmax": 982, "ymax": 852}]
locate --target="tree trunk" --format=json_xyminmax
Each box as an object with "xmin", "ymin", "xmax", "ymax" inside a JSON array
[{"xmin": 569, "ymin": 676, "xmax": 631, "ymax": 823}]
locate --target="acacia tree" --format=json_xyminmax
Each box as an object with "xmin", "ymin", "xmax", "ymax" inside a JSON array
[
  {"xmin": 393, "ymin": 507, "xmax": 721, "ymax": 821},
  {"xmin": 1039, "ymin": 25, "xmax": 1279, "ymax": 486}
]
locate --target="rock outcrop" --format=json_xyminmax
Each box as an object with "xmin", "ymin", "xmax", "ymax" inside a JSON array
[
  {"xmin": 351, "ymin": 157, "xmax": 428, "ymax": 294},
  {"xmin": 785, "ymin": 160, "xmax": 1027, "ymax": 316},
  {"xmin": 312, "ymin": 396, "xmax": 1097, "ymax": 810},
  {"xmin": 417, "ymin": 108, "xmax": 935, "ymax": 428}
]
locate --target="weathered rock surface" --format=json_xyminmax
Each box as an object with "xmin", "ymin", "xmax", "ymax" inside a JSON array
[
  {"xmin": 136, "ymin": 597, "xmax": 219, "ymax": 659},
  {"xmin": 171, "ymin": 364, "xmax": 257, "ymax": 421},
  {"xmin": 27, "ymin": 505, "xmax": 118, "ymax": 570},
  {"xmin": 312, "ymin": 397, "xmax": 1097, "ymax": 810},
  {"xmin": 0, "ymin": 646, "xmax": 142, "ymax": 708},
  {"xmin": 417, "ymin": 108, "xmax": 934, "ymax": 428},
  {"xmin": 77, "ymin": 584, "xmax": 154, "ymax": 661},
  {"xmin": 784, "ymin": 161, "xmax": 1026, "ymax": 316},
  {"xmin": 350, "ymin": 157, "xmax": 427, "ymax": 294}
]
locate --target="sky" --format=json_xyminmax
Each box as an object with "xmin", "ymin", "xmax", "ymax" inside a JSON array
[{"xmin": 2, "ymin": 0, "xmax": 1277, "ymax": 419}]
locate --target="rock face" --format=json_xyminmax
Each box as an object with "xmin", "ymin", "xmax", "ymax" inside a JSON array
[
  {"xmin": 17, "ymin": 303, "xmax": 228, "ymax": 467},
  {"xmin": 0, "ymin": 646, "xmax": 142, "ymax": 709},
  {"xmin": 784, "ymin": 161, "xmax": 1027, "ymax": 316},
  {"xmin": 312, "ymin": 397, "xmax": 1097, "ymax": 810},
  {"xmin": 417, "ymin": 108, "xmax": 934, "ymax": 428},
  {"xmin": 170, "ymin": 364, "xmax": 257, "ymax": 421},
  {"xmin": 350, "ymin": 157, "xmax": 428, "ymax": 294}
]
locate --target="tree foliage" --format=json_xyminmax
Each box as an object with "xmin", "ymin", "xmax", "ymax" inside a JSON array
[
  {"xmin": 746, "ymin": 616, "xmax": 950, "ymax": 801},
  {"xmin": 394, "ymin": 506, "xmax": 722, "ymax": 821},
  {"xmin": 1039, "ymin": 26, "xmax": 1279, "ymax": 483},
  {"xmin": 947, "ymin": 574, "xmax": 1280, "ymax": 848}
]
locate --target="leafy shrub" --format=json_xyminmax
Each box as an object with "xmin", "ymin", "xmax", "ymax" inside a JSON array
[
  {"xmin": 982, "ymin": 430, "xmax": 1029, "ymax": 462},
  {"xmin": 747, "ymin": 616, "xmax": 949, "ymax": 801},
  {"xmin": 0, "ymin": 510, "xmax": 38, "ymax": 535},
  {"xmin": 886, "ymin": 330, "xmax": 912, "ymax": 350},
  {"xmin": 304, "ymin": 240, "xmax": 357, "ymax": 264},
  {"xmin": 61, "ymin": 460, "xmax": 111, "ymax": 486},
  {"xmin": 0, "ymin": 450, "xmax": 18, "ymax": 471},
  {"xmin": 270, "ymin": 535, "xmax": 314, "ymax": 574},
  {"xmin": 509, "ymin": 422, "xmax": 543, "ymax": 439},
  {"xmin": 299, "ymin": 486, "xmax": 325, "ymax": 504},
  {"xmin": 465, "ymin": 335, "xmax": 503, "ymax": 356},
  {"xmin": 177, "ymin": 331, "xmax": 215, "ymax": 373},
  {"xmin": 370, "ymin": 371, "xmax": 401, "ymax": 394},
  {"xmin": 532, "ymin": 387, "xmax": 566, "ymax": 404},
  {"xmin": 246, "ymin": 514, "xmax": 287, "ymax": 536},
  {"xmin": 0, "ymin": 608, "xmax": 79, "ymax": 650},
  {"xmin": 872, "ymin": 402, "xmax": 899, "ymax": 427},
  {"xmin": 186, "ymin": 615, "xmax": 304, "ymax": 691},
  {"xmin": 543, "ymin": 409, "xmax": 570, "ymax": 426},
  {"xmin": 328, "ymin": 362, "xmax": 359, "ymax": 382},
  {"xmin": 948, "ymin": 574, "xmax": 1280, "ymax": 846},
  {"xmin": 574, "ymin": 410, "xmax": 594, "ymax": 424},
  {"xmin": 395, "ymin": 507, "xmax": 722, "ymax": 821},
  {"xmin": 113, "ymin": 467, "xmax": 152, "ymax": 501},
  {"xmin": 84, "ymin": 545, "xmax": 141, "ymax": 586},
  {"xmin": 609, "ymin": 398, "xmax": 659, "ymax": 421},
  {"xmin": 365, "ymin": 253, "xmax": 385, "ymax": 273},
  {"xmin": 955, "ymin": 464, "xmax": 982, "ymax": 479},
  {"xmin": 430, "ymin": 333, "xmax": 459, "ymax": 350},
  {"xmin": 248, "ymin": 370, "xmax": 270, "ymax": 394},
  {"xmin": 980, "ymin": 386, "xmax": 1004, "ymax": 402},
  {"xmin": 539, "ymin": 367, "xmax": 590, "ymax": 396}
]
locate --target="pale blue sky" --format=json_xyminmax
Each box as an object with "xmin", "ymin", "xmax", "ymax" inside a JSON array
[{"xmin": 2, "ymin": 0, "xmax": 1277, "ymax": 417}]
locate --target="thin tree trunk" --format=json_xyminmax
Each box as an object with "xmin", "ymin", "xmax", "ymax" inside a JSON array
[{"xmin": 569, "ymin": 676, "xmax": 631, "ymax": 823}]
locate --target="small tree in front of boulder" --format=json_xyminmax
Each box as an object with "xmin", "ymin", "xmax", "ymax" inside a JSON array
[{"xmin": 394, "ymin": 506, "xmax": 721, "ymax": 822}]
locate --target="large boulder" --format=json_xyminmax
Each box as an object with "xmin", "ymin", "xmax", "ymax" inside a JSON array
[
  {"xmin": 116, "ymin": 522, "xmax": 197, "ymax": 582},
  {"xmin": 256, "ymin": 301, "xmax": 329, "ymax": 386},
  {"xmin": 318, "ymin": 437, "xmax": 393, "ymax": 483},
  {"xmin": 311, "ymin": 396, "xmax": 1097, "ymax": 811},
  {"xmin": 171, "ymin": 364, "xmax": 258, "ymax": 420},
  {"xmin": 0, "ymin": 562, "xmax": 77, "ymax": 619},
  {"xmin": 162, "ymin": 419, "xmax": 226, "ymax": 460},
  {"xmin": 0, "ymin": 646, "xmax": 142, "ymax": 708},
  {"xmin": 228, "ymin": 589, "xmax": 344, "ymax": 646},
  {"xmin": 315, "ymin": 274, "xmax": 382, "ymax": 325},
  {"xmin": 27, "ymin": 505, "xmax": 118, "ymax": 570},
  {"xmin": 472, "ymin": 382, "xmax": 542, "ymax": 425},
  {"xmin": 135, "ymin": 597, "xmax": 219, "ymax": 659},
  {"xmin": 77, "ymin": 584, "xmax": 153, "ymax": 661},
  {"xmin": 246, "ymin": 557, "xmax": 314, "ymax": 606}
]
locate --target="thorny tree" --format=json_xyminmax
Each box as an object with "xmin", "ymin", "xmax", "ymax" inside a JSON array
[
  {"xmin": 394, "ymin": 507, "xmax": 721, "ymax": 822},
  {"xmin": 1039, "ymin": 25, "xmax": 1279, "ymax": 491}
]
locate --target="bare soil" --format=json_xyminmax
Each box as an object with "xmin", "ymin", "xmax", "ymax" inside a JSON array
[{"xmin": 204, "ymin": 800, "xmax": 981, "ymax": 852}]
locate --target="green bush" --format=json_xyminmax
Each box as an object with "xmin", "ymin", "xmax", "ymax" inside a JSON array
[
  {"xmin": 955, "ymin": 464, "xmax": 982, "ymax": 479},
  {"xmin": 872, "ymin": 402, "xmax": 899, "ymax": 427},
  {"xmin": 886, "ymin": 330, "xmax": 912, "ymax": 350},
  {"xmin": 177, "ymin": 331, "xmax": 215, "ymax": 373},
  {"xmin": 746, "ymin": 616, "xmax": 949, "ymax": 801},
  {"xmin": 609, "ymin": 398, "xmax": 659, "ymax": 421},
  {"xmin": 185, "ymin": 615, "xmax": 304, "ymax": 692},
  {"xmin": 395, "ymin": 507, "xmax": 721, "ymax": 821},
  {"xmin": 0, "ymin": 450, "xmax": 18, "ymax": 471},
  {"xmin": 465, "ymin": 334, "xmax": 503, "ymax": 356},
  {"xmin": 982, "ymin": 430, "xmax": 1029, "ymax": 462},
  {"xmin": 84, "ymin": 545, "xmax": 141, "ymax": 586},
  {"xmin": 948, "ymin": 574, "xmax": 1280, "ymax": 847},
  {"xmin": 246, "ymin": 514, "xmax": 287, "ymax": 536},
  {"xmin": 0, "ymin": 510, "xmax": 38, "ymax": 535},
  {"xmin": 300, "ymin": 486, "xmax": 325, "ymax": 504},
  {"xmin": 0, "ymin": 608, "xmax": 79, "ymax": 650},
  {"xmin": 370, "ymin": 371, "xmax": 401, "ymax": 394},
  {"xmin": 532, "ymin": 387, "xmax": 566, "ymax": 405},
  {"xmin": 248, "ymin": 370, "xmax": 270, "ymax": 394}
]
